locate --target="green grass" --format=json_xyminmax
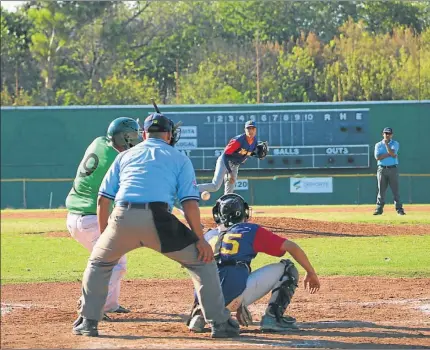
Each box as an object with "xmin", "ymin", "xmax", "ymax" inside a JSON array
[
  {"xmin": 1, "ymin": 209, "xmax": 429, "ymax": 284},
  {"xmin": 2, "ymin": 230, "xmax": 429, "ymax": 284},
  {"xmin": 0, "ymin": 218, "xmax": 67, "ymax": 234}
]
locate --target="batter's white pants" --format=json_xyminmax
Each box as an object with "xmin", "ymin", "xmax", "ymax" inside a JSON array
[
  {"xmin": 226, "ymin": 262, "xmax": 291, "ymax": 311},
  {"xmin": 66, "ymin": 213, "xmax": 127, "ymax": 312}
]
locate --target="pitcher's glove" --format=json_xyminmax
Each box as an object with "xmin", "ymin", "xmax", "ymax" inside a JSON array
[{"xmin": 252, "ymin": 141, "xmax": 268, "ymax": 159}]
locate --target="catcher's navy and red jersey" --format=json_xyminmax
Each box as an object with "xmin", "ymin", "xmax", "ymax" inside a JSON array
[
  {"xmin": 204, "ymin": 222, "xmax": 287, "ymax": 305},
  {"xmin": 223, "ymin": 134, "xmax": 257, "ymax": 165}
]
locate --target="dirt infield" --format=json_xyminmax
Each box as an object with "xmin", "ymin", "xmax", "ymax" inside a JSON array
[
  {"xmin": 2, "ymin": 204, "xmax": 430, "ymax": 219},
  {"xmin": 1, "ymin": 278, "xmax": 430, "ymax": 349},
  {"xmin": 1, "ymin": 208, "xmax": 430, "ymax": 349},
  {"xmin": 17, "ymin": 216, "xmax": 430, "ymax": 239}
]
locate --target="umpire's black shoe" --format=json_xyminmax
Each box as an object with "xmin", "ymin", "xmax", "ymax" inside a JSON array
[
  {"xmin": 397, "ymin": 208, "xmax": 406, "ymax": 216},
  {"xmin": 373, "ymin": 209, "xmax": 383, "ymax": 215},
  {"xmin": 211, "ymin": 317, "xmax": 240, "ymax": 338},
  {"xmin": 72, "ymin": 316, "xmax": 99, "ymax": 337}
]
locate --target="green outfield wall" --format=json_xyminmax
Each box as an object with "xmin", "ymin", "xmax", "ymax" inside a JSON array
[{"xmin": 1, "ymin": 101, "xmax": 429, "ymax": 208}]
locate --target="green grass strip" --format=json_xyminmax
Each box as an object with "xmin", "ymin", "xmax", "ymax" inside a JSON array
[{"xmin": 2, "ymin": 233, "xmax": 429, "ymax": 284}]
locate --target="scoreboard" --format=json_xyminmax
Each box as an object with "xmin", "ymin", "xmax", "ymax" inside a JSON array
[{"xmin": 167, "ymin": 108, "xmax": 370, "ymax": 170}]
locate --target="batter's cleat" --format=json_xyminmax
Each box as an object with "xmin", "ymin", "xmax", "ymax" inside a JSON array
[
  {"xmin": 373, "ymin": 209, "xmax": 383, "ymax": 215},
  {"xmin": 109, "ymin": 305, "xmax": 131, "ymax": 313},
  {"xmin": 260, "ymin": 314, "xmax": 299, "ymax": 332},
  {"xmin": 397, "ymin": 208, "xmax": 406, "ymax": 216},
  {"xmin": 211, "ymin": 317, "xmax": 240, "ymax": 338},
  {"xmin": 188, "ymin": 314, "xmax": 206, "ymax": 333},
  {"xmin": 72, "ymin": 317, "xmax": 99, "ymax": 337}
]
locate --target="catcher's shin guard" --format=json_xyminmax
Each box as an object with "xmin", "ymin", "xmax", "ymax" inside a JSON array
[{"xmin": 267, "ymin": 259, "xmax": 299, "ymax": 322}]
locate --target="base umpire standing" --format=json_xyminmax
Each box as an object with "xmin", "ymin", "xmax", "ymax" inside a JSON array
[
  {"xmin": 72, "ymin": 112, "xmax": 239, "ymax": 338},
  {"xmin": 373, "ymin": 127, "xmax": 405, "ymax": 215}
]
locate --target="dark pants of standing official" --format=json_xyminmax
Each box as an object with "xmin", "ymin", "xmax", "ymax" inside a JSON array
[
  {"xmin": 376, "ymin": 166, "xmax": 402, "ymax": 210},
  {"xmin": 79, "ymin": 202, "xmax": 231, "ymax": 325}
]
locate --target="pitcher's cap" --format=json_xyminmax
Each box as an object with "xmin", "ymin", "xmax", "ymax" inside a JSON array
[{"xmin": 245, "ymin": 120, "xmax": 257, "ymax": 128}]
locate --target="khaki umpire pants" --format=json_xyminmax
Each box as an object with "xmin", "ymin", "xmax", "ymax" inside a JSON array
[{"xmin": 79, "ymin": 206, "xmax": 231, "ymax": 325}]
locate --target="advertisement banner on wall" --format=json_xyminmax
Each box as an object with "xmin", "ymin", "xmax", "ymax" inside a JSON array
[{"xmin": 290, "ymin": 177, "xmax": 333, "ymax": 193}]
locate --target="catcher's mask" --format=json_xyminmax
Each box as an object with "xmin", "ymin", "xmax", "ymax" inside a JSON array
[
  {"xmin": 107, "ymin": 117, "xmax": 143, "ymax": 151},
  {"xmin": 142, "ymin": 113, "xmax": 181, "ymax": 146},
  {"xmin": 212, "ymin": 193, "xmax": 250, "ymax": 227}
]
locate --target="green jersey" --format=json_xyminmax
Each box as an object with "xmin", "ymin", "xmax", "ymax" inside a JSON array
[{"xmin": 66, "ymin": 137, "xmax": 118, "ymax": 214}]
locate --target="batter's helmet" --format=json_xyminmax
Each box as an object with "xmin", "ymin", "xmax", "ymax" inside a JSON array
[
  {"xmin": 212, "ymin": 193, "xmax": 250, "ymax": 227},
  {"xmin": 107, "ymin": 117, "xmax": 142, "ymax": 150}
]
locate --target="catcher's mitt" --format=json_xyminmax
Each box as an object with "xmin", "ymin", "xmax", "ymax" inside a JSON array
[{"xmin": 253, "ymin": 141, "xmax": 269, "ymax": 159}]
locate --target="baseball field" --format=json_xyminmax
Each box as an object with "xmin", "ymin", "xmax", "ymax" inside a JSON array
[{"xmin": 1, "ymin": 205, "xmax": 430, "ymax": 349}]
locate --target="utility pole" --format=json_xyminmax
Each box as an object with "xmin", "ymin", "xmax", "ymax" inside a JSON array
[
  {"xmin": 175, "ymin": 58, "xmax": 180, "ymax": 104},
  {"xmin": 417, "ymin": 29, "xmax": 421, "ymax": 101},
  {"xmin": 255, "ymin": 31, "xmax": 260, "ymax": 104}
]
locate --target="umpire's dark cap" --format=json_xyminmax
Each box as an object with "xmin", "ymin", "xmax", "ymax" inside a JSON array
[
  {"xmin": 245, "ymin": 120, "xmax": 257, "ymax": 128},
  {"xmin": 144, "ymin": 113, "xmax": 173, "ymax": 132},
  {"xmin": 383, "ymin": 127, "xmax": 393, "ymax": 134}
]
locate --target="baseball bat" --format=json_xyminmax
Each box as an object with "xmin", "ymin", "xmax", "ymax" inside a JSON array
[
  {"xmin": 151, "ymin": 98, "xmax": 183, "ymax": 129},
  {"xmin": 151, "ymin": 98, "xmax": 161, "ymax": 113}
]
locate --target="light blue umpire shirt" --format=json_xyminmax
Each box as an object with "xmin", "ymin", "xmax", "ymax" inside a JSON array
[
  {"xmin": 374, "ymin": 139, "xmax": 399, "ymax": 167},
  {"xmin": 98, "ymin": 138, "xmax": 200, "ymax": 210}
]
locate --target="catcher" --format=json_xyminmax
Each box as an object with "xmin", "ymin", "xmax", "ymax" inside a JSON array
[
  {"xmin": 198, "ymin": 120, "xmax": 268, "ymax": 196},
  {"xmin": 66, "ymin": 117, "xmax": 142, "ymax": 318},
  {"xmin": 187, "ymin": 193, "xmax": 320, "ymax": 332}
]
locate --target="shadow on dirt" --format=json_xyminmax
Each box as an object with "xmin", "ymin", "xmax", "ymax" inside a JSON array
[
  {"xmin": 100, "ymin": 319, "xmax": 430, "ymax": 348},
  {"xmin": 107, "ymin": 312, "xmax": 189, "ymax": 324}
]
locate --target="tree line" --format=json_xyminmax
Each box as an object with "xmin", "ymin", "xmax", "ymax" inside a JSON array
[{"xmin": 1, "ymin": 1, "xmax": 429, "ymax": 106}]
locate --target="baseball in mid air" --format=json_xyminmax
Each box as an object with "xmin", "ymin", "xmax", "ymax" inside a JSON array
[{"xmin": 201, "ymin": 191, "xmax": 211, "ymax": 201}]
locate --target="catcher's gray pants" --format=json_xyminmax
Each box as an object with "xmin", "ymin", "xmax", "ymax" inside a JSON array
[
  {"xmin": 79, "ymin": 206, "xmax": 231, "ymax": 325},
  {"xmin": 376, "ymin": 166, "xmax": 403, "ymax": 210},
  {"xmin": 226, "ymin": 262, "xmax": 298, "ymax": 312},
  {"xmin": 197, "ymin": 156, "xmax": 239, "ymax": 195}
]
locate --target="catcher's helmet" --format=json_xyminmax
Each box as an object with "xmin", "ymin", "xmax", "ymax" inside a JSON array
[
  {"xmin": 107, "ymin": 117, "xmax": 142, "ymax": 150},
  {"xmin": 143, "ymin": 113, "xmax": 181, "ymax": 146},
  {"xmin": 212, "ymin": 193, "xmax": 250, "ymax": 227}
]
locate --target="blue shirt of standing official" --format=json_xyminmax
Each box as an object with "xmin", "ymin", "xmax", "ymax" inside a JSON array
[
  {"xmin": 373, "ymin": 127, "xmax": 405, "ymax": 216},
  {"xmin": 72, "ymin": 112, "xmax": 240, "ymax": 338},
  {"xmin": 374, "ymin": 128, "xmax": 399, "ymax": 167}
]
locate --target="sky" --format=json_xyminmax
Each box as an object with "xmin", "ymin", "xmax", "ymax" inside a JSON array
[{"xmin": 1, "ymin": 1, "xmax": 25, "ymax": 12}]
